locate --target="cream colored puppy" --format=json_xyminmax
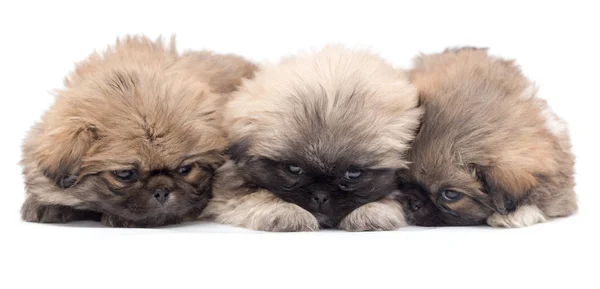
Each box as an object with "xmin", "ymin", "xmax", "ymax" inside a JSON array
[{"xmin": 203, "ymin": 46, "xmax": 421, "ymax": 231}]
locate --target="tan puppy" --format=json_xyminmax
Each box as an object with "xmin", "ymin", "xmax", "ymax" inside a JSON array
[
  {"xmin": 202, "ymin": 46, "xmax": 422, "ymax": 231},
  {"xmin": 21, "ymin": 36, "xmax": 256, "ymax": 227},
  {"xmin": 396, "ymin": 47, "xmax": 577, "ymax": 227}
]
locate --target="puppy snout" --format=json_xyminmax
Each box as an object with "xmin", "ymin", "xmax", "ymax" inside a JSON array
[
  {"xmin": 504, "ymin": 199, "xmax": 517, "ymax": 213},
  {"xmin": 409, "ymin": 199, "xmax": 424, "ymax": 212},
  {"xmin": 153, "ymin": 188, "xmax": 170, "ymax": 204},
  {"xmin": 312, "ymin": 192, "xmax": 330, "ymax": 206}
]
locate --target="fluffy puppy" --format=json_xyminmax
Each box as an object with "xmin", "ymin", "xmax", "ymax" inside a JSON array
[
  {"xmin": 21, "ymin": 36, "xmax": 257, "ymax": 227},
  {"xmin": 396, "ymin": 47, "xmax": 577, "ymax": 228},
  {"xmin": 202, "ymin": 46, "xmax": 422, "ymax": 231}
]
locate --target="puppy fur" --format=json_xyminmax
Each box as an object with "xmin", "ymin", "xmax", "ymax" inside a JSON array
[
  {"xmin": 202, "ymin": 46, "xmax": 422, "ymax": 231},
  {"xmin": 21, "ymin": 36, "xmax": 257, "ymax": 227},
  {"xmin": 396, "ymin": 47, "xmax": 577, "ymax": 227}
]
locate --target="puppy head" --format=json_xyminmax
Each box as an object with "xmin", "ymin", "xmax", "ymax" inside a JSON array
[
  {"xmin": 26, "ymin": 36, "xmax": 244, "ymax": 226},
  {"xmin": 225, "ymin": 45, "xmax": 422, "ymax": 227},
  {"xmin": 398, "ymin": 47, "xmax": 563, "ymax": 226}
]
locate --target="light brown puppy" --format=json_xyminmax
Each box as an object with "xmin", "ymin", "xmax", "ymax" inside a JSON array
[
  {"xmin": 202, "ymin": 46, "xmax": 421, "ymax": 231},
  {"xmin": 396, "ymin": 47, "xmax": 577, "ymax": 227},
  {"xmin": 21, "ymin": 36, "xmax": 256, "ymax": 227}
]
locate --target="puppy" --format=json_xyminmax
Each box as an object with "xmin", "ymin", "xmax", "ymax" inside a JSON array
[
  {"xmin": 21, "ymin": 36, "xmax": 257, "ymax": 227},
  {"xmin": 202, "ymin": 46, "xmax": 422, "ymax": 231},
  {"xmin": 396, "ymin": 47, "xmax": 577, "ymax": 228}
]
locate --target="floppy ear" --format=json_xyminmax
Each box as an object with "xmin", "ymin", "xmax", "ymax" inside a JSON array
[
  {"xmin": 34, "ymin": 117, "xmax": 99, "ymax": 188},
  {"xmin": 472, "ymin": 164, "xmax": 536, "ymax": 215}
]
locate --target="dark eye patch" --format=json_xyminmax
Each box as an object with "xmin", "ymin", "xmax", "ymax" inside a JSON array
[
  {"xmin": 238, "ymin": 157, "xmax": 310, "ymax": 191},
  {"xmin": 338, "ymin": 168, "xmax": 369, "ymax": 191}
]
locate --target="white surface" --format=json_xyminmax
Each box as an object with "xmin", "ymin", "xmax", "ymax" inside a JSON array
[{"xmin": 0, "ymin": 1, "xmax": 598, "ymax": 288}]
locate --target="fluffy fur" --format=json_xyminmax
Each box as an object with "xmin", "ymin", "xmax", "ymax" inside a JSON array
[
  {"xmin": 21, "ymin": 36, "xmax": 257, "ymax": 227},
  {"xmin": 396, "ymin": 47, "xmax": 577, "ymax": 227},
  {"xmin": 202, "ymin": 46, "xmax": 422, "ymax": 231}
]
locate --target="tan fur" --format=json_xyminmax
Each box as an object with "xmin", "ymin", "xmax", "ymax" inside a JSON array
[
  {"xmin": 204, "ymin": 45, "xmax": 421, "ymax": 231},
  {"xmin": 173, "ymin": 51, "xmax": 258, "ymax": 94},
  {"xmin": 21, "ymin": 35, "xmax": 256, "ymax": 226},
  {"xmin": 403, "ymin": 47, "xmax": 577, "ymax": 227}
]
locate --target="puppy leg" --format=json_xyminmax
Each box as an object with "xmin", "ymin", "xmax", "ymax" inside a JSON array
[
  {"xmin": 21, "ymin": 197, "xmax": 100, "ymax": 223},
  {"xmin": 339, "ymin": 198, "xmax": 407, "ymax": 231},
  {"xmin": 487, "ymin": 205, "xmax": 547, "ymax": 228},
  {"xmin": 204, "ymin": 190, "xmax": 319, "ymax": 232}
]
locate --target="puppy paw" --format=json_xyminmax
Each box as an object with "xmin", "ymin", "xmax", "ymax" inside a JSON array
[
  {"xmin": 253, "ymin": 203, "xmax": 320, "ymax": 232},
  {"xmin": 22, "ymin": 198, "xmax": 99, "ymax": 223},
  {"xmin": 487, "ymin": 205, "xmax": 547, "ymax": 228},
  {"xmin": 339, "ymin": 199, "xmax": 407, "ymax": 232},
  {"xmin": 210, "ymin": 190, "xmax": 320, "ymax": 232}
]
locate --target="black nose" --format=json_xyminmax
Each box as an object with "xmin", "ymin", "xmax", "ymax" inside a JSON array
[
  {"xmin": 312, "ymin": 192, "xmax": 330, "ymax": 206},
  {"xmin": 504, "ymin": 199, "xmax": 517, "ymax": 213},
  {"xmin": 409, "ymin": 199, "xmax": 423, "ymax": 212},
  {"xmin": 153, "ymin": 188, "xmax": 170, "ymax": 204}
]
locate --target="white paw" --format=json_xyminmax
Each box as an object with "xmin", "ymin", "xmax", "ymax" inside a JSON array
[
  {"xmin": 339, "ymin": 199, "xmax": 406, "ymax": 231},
  {"xmin": 487, "ymin": 205, "xmax": 547, "ymax": 228},
  {"xmin": 250, "ymin": 203, "xmax": 320, "ymax": 232},
  {"xmin": 206, "ymin": 190, "xmax": 320, "ymax": 232}
]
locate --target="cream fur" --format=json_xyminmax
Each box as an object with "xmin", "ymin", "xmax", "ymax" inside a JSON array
[
  {"xmin": 201, "ymin": 161, "xmax": 319, "ymax": 232},
  {"xmin": 210, "ymin": 191, "xmax": 319, "ymax": 232},
  {"xmin": 339, "ymin": 195, "xmax": 407, "ymax": 231},
  {"xmin": 487, "ymin": 205, "xmax": 547, "ymax": 228},
  {"xmin": 204, "ymin": 46, "xmax": 421, "ymax": 231},
  {"xmin": 224, "ymin": 45, "xmax": 421, "ymax": 169}
]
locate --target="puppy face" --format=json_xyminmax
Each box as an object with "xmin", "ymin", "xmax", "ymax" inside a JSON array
[
  {"xmin": 397, "ymin": 47, "xmax": 569, "ymax": 226},
  {"xmin": 21, "ymin": 36, "xmax": 256, "ymax": 226},
  {"xmin": 71, "ymin": 130, "xmax": 223, "ymax": 225},
  {"xmin": 226, "ymin": 46, "xmax": 422, "ymax": 227},
  {"xmin": 396, "ymin": 164, "xmax": 495, "ymax": 226},
  {"xmin": 236, "ymin": 154, "xmax": 398, "ymax": 228}
]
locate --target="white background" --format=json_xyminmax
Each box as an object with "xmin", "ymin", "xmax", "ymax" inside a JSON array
[{"xmin": 1, "ymin": 1, "xmax": 598, "ymax": 288}]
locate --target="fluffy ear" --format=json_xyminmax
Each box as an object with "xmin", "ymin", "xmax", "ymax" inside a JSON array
[
  {"xmin": 472, "ymin": 164, "xmax": 535, "ymax": 215},
  {"xmin": 177, "ymin": 51, "xmax": 258, "ymax": 94},
  {"xmin": 34, "ymin": 117, "xmax": 99, "ymax": 188}
]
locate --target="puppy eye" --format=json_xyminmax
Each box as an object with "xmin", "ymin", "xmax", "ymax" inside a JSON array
[
  {"xmin": 343, "ymin": 169, "xmax": 363, "ymax": 180},
  {"xmin": 112, "ymin": 170, "xmax": 137, "ymax": 182},
  {"xmin": 287, "ymin": 164, "xmax": 303, "ymax": 175},
  {"xmin": 177, "ymin": 164, "xmax": 193, "ymax": 176},
  {"xmin": 440, "ymin": 190, "xmax": 462, "ymax": 202}
]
